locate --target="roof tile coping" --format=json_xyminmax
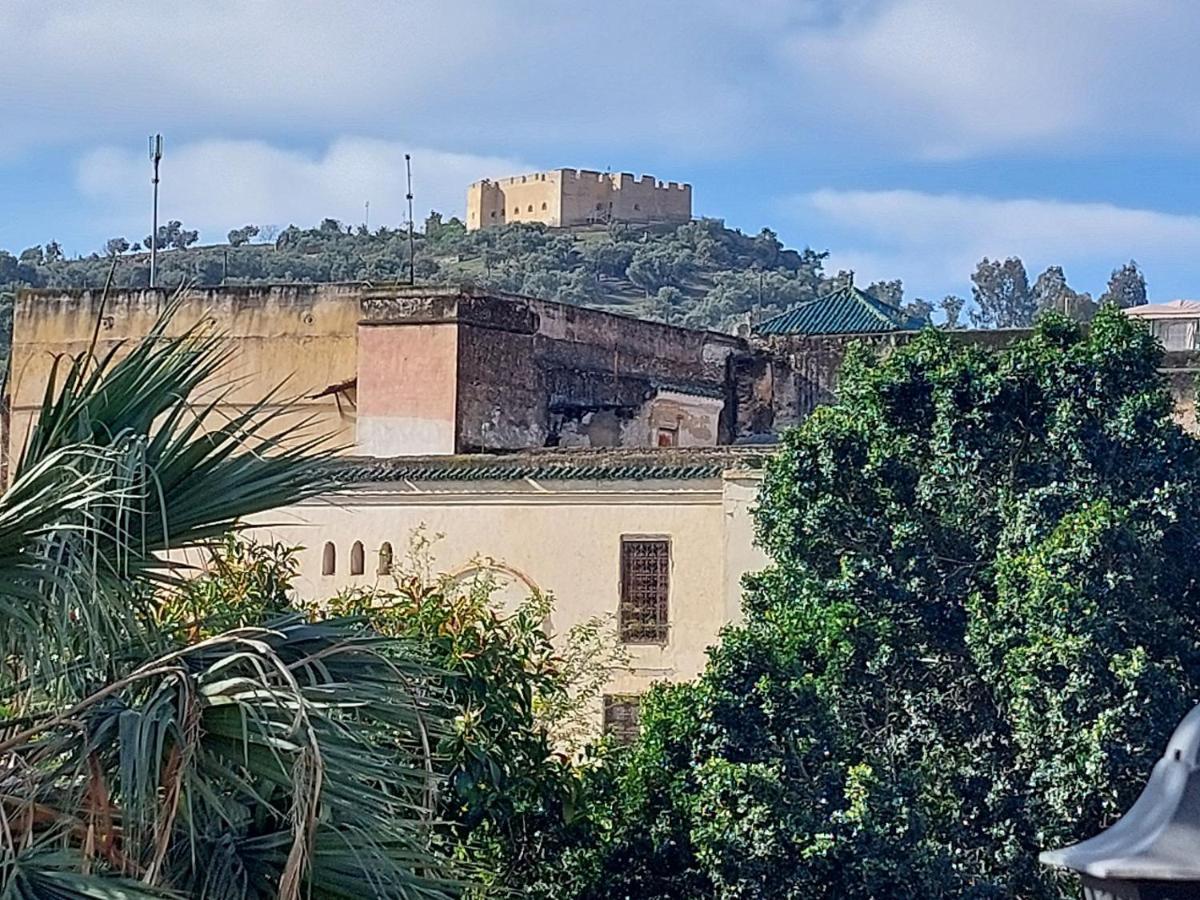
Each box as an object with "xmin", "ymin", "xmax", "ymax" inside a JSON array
[{"xmin": 328, "ymin": 446, "xmax": 771, "ymax": 484}]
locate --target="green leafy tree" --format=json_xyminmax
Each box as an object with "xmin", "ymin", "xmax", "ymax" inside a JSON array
[
  {"xmin": 227, "ymin": 224, "xmax": 260, "ymax": 247},
  {"xmin": 325, "ymin": 543, "xmax": 626, "ymax": 898},
  {"xmin": 553, "ymin": 307, "xmax": 1200, "ymax": 899},
  {"xmin": 1099, "ymin": 259, "xmax": 1148, "ymax": 308},
  {"xmin": 970, "ymin": 255, "xmax": 1035, "ymax": 327},
  {"xmin": 940, "ymin": 294, "xmax": 965, "ymax": 328},
  {"xmin": 1032, "ymin": 265, "xmax": 1096, "ymax": 322},
  {"xmin": 865, "ymin": 278, "xmax": 902, "ymax": 306},
  {"xmin": 104, "ymin": 236, "xmax": 130, "ymax": 256}
]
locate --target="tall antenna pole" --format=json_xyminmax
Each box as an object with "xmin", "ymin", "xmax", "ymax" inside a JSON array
[
  {"xmin": 148, "ymin": 134, "xmax": 163, "ymax": 288},
  {"xmin": 364, "ymin": 200, "xmax": 370, "ymax": 232},
  {"xmin": 405, "ymin": 153, "xmax": 415, "ymax": 285}
]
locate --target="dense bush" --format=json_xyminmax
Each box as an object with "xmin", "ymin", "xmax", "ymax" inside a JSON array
[{"xmin": 549, "ymin": 306, "xmax": 1200, "ymax": 898}]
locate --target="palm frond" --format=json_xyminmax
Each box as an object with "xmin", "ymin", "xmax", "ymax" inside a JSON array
[
  {"xmin": 1, "ymin": 618, "xmax": 459, "ymax": 899},
  {"xmin": 0, "ymin": 298, "xmax": 336, "ymax": 690}
]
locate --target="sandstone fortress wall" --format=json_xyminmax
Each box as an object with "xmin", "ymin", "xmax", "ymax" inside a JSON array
[{"xmin": 466, "ymin": 168, "xmax": 692, "ymax": 230}]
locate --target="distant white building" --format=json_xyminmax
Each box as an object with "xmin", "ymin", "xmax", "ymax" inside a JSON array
[{"xmin": 1124, "ymin": 300, "xmax": 1200, "ymax": 351}]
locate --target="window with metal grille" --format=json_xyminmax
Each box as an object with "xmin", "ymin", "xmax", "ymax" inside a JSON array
[
  {"xmin": 619, "ymin": 538, "xmax": 670, "ymax": 643},
  {"xmin": 603, "ymin": 694, "xmax": 641, "ymax": 745}
]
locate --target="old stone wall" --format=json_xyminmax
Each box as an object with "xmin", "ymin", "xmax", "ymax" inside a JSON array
[
  {"xmin": 355, "ymin": 287, "xmax": 738, "ymax": 454},
  {"xmin": 8, "ymin": 284, "xmax": 361, "ymax": 466},
  {"xmin": 466, "ymin": 292, "xmax": 736, "ymax": 451}
]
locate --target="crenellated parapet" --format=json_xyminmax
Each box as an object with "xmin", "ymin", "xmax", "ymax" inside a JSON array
[{"xmin": 466, "ymin": 168, "xmax": 692, "ymax": 230}]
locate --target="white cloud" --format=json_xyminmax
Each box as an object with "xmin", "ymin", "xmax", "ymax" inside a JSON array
[
  {"xmin": 0, "ymin": 1, "xmax": 760, "ymax": 160},
  {"xmin": 794, "ymin": 187, "xmax": 1200, "ymax": 299},
  {"xmin": 76, "ymin": 137, "xmax": 534, "ymax": 241},
  {"xmin": 781, "ymin": 0, "xmax": 1200, "ymax": 158},
  {"xmin": 3, "ymin": 0, "xmax": 1200, "ymax": 164}
]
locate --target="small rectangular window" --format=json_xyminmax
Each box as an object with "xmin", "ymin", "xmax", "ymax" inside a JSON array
[
  {"xmin": 619, "ymin": 538, "xmax": 670, "ymax": 643},
  {"xmin": 603, "ymin": 694, "xmax": 641, "ymax": 745},
  {"xmin": 656, "ymin": 426, "xmax": 678, "ymax": 447}
]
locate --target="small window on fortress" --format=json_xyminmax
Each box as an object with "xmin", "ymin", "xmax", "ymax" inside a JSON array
[
  {"xmin": 541, "ymin": 202, "xmax": 547, "ymax": 210},
  {"xmin": 322, "ymin": 542, "xmax": 336, "ymax": 576},
  {"xmin": 490, "ymin": 211, "xmax": 496, "ymax": 219},
  {"xmin": 595, "ymin": 202, "xmax": 603, "ymax": 211},
  {"xmin": 378, "ymin": 542, "xmax": 394, "ymax": 576},
  {"xmin": 350, "ymin": 541, "xmax": 365, "ymax": 576},
  {"xmin": 634, "ymin": 203, "xmax": 641, "ymax": 211},
  {"xmin": 514, "ymin": 207, "xmax": 520, "ymax": 215},
  {"xmin": 528, "ymin": 204, "xmax": 534, "ymax": 212}
]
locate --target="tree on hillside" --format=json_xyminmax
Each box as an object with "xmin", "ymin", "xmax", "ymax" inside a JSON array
[
  {"xmin": 939, "ymin": 294, "xmax": 966, "ymax": 328},
  {"xmin": 1032, "ymin": 264, "xmax": 1095, "ymax": 322},
  {"xmin": 865, "ymin": 278, "xmax": 903, "ymax": 306},
  {"xmin": 43, "ymin": 240, "xmax": 64, "ymax": 262},
  {"xmin": 902, "ymin": 297, "xmax": 934, "ymax": 325},
  {"xmin": 970, "ymin": 255, "xmax": 1035, "ymax": 327},
  {"xmin": 144, "ymin": 219, "xmax": 199, "ymax": 251},
  {"xmin": 627, "ymin": 244, "xmax": 692, "ymax": 294},
  {"xmin": 227, "ymin": 224, "xmax": 260, "ymax": 246},
  {"xmin": 1100, "ymin": 259, "xmax": 1148, "ymax": 308},
  {"xmin": 104, "ymin": 236, "xmax": 130, "ymax": 256},
  {"xmin": 552, "ymin": 307, "xmax": 1200, "ymax": 899}
]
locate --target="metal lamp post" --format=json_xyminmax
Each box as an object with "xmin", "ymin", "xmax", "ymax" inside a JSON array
[
  {"xmin": 149, "ymin": 134, "xmax": 163, "ymax": 288},
  {"xmin": 1040, "ymin": 703, "xmax": 1200, "ymax": 899}
]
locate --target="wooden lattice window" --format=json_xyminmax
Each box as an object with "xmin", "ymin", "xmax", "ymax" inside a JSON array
[
  {"xmin": 603, "ymin": 695, "xmax": 641, "ymax": 745},
  {"xmin": 619, "ymin": 538, "xmax": 670, "ymax": 643}
]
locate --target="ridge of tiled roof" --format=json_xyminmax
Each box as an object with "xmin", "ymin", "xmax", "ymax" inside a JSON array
[
  {"xmin": 328, "ymin": 446, "xmax": 769, "ymax": 484},
  {"xmin": 754, "ymin": 283, "xmax": 924, "ymax": 336}
]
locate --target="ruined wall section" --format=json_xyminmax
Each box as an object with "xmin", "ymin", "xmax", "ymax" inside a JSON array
[{"xmin": 453, "ymin": 292, "xmax": 737, "ymax": 451}]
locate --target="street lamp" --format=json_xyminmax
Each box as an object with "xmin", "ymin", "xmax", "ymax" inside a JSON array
[
  {"xmin": 1040, "ymin": 702, "xmax": 1200, "ymax": 899},
  {"xmin": 148, "ymin": 134, "xmax": 163, "ymax": 288}
]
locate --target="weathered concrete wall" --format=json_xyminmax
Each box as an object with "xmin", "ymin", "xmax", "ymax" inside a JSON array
[
  {"xmin": 356, "ymin": 322, "xmax": 459, "ymax": 455},
  {"xmin": 356, "ymin": 287, "xmax": 740, "ymax": 455},
  {"xmin": 8, "ymin": 285, "xmax": 360, "ymax": 463}
]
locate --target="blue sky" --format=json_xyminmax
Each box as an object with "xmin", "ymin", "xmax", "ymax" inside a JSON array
[{"xmin": 6, "ymin": 0, "xmax": 1200, "ymax": 302}]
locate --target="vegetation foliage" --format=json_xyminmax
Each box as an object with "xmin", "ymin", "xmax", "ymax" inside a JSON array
[
  {"xmin": 0, "ymin": 303, "xmax": 465, "ymax": 898},
  {"xmin": 1, "ymin": 215, "xmax": 1146, "ymax": 332},
  {"xmin": 540, "ymin": 305, "xmax": 1200, "ymax": 899}
]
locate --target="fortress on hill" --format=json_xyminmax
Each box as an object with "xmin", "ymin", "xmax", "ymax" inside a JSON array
[{"xmin": 466, "ymin": 168, "xmax": 692, "ymax": 230}]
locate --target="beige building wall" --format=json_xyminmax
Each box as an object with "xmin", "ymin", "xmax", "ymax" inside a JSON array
[
  {"xmin": 466, "ymin": 169, "xmax": 691, "ymax": 231},
  {"xmin": 250, "ymin": 469, "xmax": 768, "ymax": 708},
  {"xmin": 8, "ymin": 285, "xmax": 361, "ymax": 465}
]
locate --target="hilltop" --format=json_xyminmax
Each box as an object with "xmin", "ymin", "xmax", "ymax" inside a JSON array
[{"xmin": 0, "ymin": 216, "xmax": 908, "ymax": 332}]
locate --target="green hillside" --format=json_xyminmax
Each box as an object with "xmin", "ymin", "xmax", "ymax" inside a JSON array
[{"xmin": 0, "ymin": 216, "xmax": 877, "ymax": 332}]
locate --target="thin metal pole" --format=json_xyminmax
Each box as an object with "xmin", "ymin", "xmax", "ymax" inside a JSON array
[
  {"xmin": 149, "ymin": 134, "xmax": 162, "ymax": 288},
  {"xmin": 364, "ymin": 200, "xmax": 370, "ymax": 232},
  {"xmin": 405, "ymin": 154, "xmax": 415, "ymax": 285}
]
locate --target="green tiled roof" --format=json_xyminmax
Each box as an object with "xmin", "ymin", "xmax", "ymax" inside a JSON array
[
  {"xmin": 755, "ymin": 284, "xmax": 924, "ymax": 336},
  {"xmin": 330, "ymin": 447, "xmax": 768, "ymax": 484}
]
